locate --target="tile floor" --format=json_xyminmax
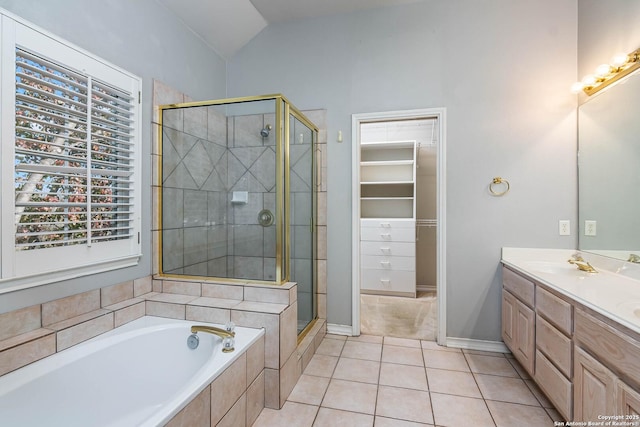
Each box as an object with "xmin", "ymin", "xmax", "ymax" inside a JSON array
[{"xmin": 251, "ymin": 334, "xmax": 562, "ymax": 427}]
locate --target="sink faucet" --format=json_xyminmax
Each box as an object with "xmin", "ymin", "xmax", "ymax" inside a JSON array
[
  {"xmin": 190, "ymin": 325, "xmax": 235, "ymax": 352},
  {"xmin": 568, "ymin": 253, "xmax": 598, "ymax": 273},
  {"xmin": 629, "ymin": 254, "xmax": 640, "ymax": 263}
]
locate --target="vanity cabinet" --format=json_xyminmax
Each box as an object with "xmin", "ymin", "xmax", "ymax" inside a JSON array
[
  {"xmin": 573, "ymin": 346, "xmax": 616, "ymax": 421},
  {"xmin": 501, "ymin": 268, "xmax": 535, "ymax": 376}
]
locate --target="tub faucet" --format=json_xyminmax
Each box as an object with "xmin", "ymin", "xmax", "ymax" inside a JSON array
[
  {"xmin": 567, "ymin": 253, "xmax": 597, "ymax": 273},
  {"xmin": 190, "ymin": 325, "xmax": 235, "ymax": 353}
]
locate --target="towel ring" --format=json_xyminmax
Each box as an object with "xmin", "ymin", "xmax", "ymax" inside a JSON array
[{"xmin": 489, "ymin": 177, "xmax": 510, "ymax": 196}]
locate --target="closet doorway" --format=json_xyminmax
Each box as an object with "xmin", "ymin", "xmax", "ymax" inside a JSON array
[{"xmin": 351, "ymin": 108, "xmax": 446, "ymax": 344}]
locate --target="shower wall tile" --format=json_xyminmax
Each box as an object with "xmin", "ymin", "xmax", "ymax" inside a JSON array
[
  {"xmin": 263, "ymin": 257, "xmax": 276, "ymax": 281},
  {"xmin": 233, "ymin": 256, "xmax": 264, "ymax": 281},
  {"xmin": 244, "ymin": 286, "xmax": 291, "ymax": 305},
  {"xmin": 292, "ymin": 226, "xmax": 312, "ymax": 260},
  {"xmin": 233, "ymin": 115, "xmax": 265, "ymax": 148},
  {"xmin": 183, "ymin": 105, "xmax": 208, "ymax": 140},
  {"xmin": 184, "ymin": 262, "xmax": 209, "ymax": 277},
  {"xmin": 207, "ymin": 106, "xmax": 227, "ymax": 144},
  {"xmin": 164, "ymin": 162, "xmax": 197, "ymax": 191},
  {"xmin": 233, "ymin": 225, "xmax": 264, "ymax": 257},
  {"xmin": 151, "ymin": 186, "xmax": 161, "ymax": 231},
  {"xmin": 161, "ymin": 108, "xmax": 183, "ymax": 131},
  {"xmin": 134, "ymin": 276, "xmax": 153, "ymax": 297},
  {"xmin": 317, "ymin": 192, "xmax": 327, "ymax": 226},
  {"xmin": 184, "ymin": 190, "xmax": 208, "ymax": 227},
  {"xmin": 317, "ymin": 293, "xmax": 327, "ymax": 320},
  {"xmin": 317, "ymin": 260, "xmax": 327, "ymax": 295},
  {"xmin": 263, "ymin": 227, "xmax": 276, "ymax": 259},
  {"xmin": 162, "ymin": 187, "xmax": 184, "ymax": 229},
  {"xmin": 186, "ymin": 305, "xmax": 231, "ymax": 324},
  {"xmin": 207, "ymin": 257, "xmax": 228, "ymax": 278},
  {"xmin": 183, "ymin": 141, "xmax": 214, "ymax": 188},
  {"xmin": 162, "ymin": 229, "xmax": 184, "ymax": 272},
  {"xmin": 280, "ymin": 304, "xmax": 298, "ymax": 368},
  {"xmin": 208, "ymin": 225, "xmax": 228, "ymax": 259},
  {"xmin": 184, "ymin": 227, "xmax": 209, "ymax": 265},
  {"xmin": 231, "ymin": 310, "xmax": 280, "ymax": 370},
  {"xmin": 208, "ymin": 192, "xmax": 228, "ymax": 224},
  {"xmin": 317, "ymin": 225, "xmax": 327, "ymax": 261},
  {"xmin": 292, "ymin": 192, "xmax": 312, "ymax": 226},
  {"xmin": 251, "ymin": 148, "xmax": 276, "ymax": 191}
]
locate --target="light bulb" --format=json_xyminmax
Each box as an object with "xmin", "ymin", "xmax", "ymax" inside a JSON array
[
  {"xmin": 582, "ymin": 74, "xmax": 597, "ymax": 87},
  {"xmin": 611, "ymin": 53, "xmax": 629, "ymax": 68},
  {"xmin": 570, "ymin": 82, "xmax": 584, "ymax": 93},
  {"xmin": 595, "ymin": 63, "xmax": 612, "ymax": 78}
]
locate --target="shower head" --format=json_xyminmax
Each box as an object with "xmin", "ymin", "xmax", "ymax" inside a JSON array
[{"xmin": 260, "ymin": 124, "xmax": 272, "ymax": 138}]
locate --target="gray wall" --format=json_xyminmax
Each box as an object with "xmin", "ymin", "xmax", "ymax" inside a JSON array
[
  {"xmin": 0, "ymin": 0, "xmax": 226, "ymax": 313},
  {"xmin": 227, "ymin": 0, "xmax": 579, "ymax": 340}
]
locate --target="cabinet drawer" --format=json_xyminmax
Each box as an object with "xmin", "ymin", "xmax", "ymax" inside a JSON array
[
  {"xmin": 361, "ymin": 255, "xmax": 415, "ymax": 271},
  {"xmin": 575, "ymin": 309, "xmax": 640, "ymax": 387},
  {"xmin": 536, "ymin": 286, "xmax": 572, "ymax": 335},
  {"xmin": 361, "ymin": 269, "xmax": 415, "ymax": 293},
  {"xmin": 360, "ymin": 241, "xmax": 415, "ymax": 257},
  {"xmin": 536, "ymin": 314, "xmax": 572, "ymax": 378},
  {"xmin": 535, "ymin": 350, "xmax": 573, "ymax": 421},
  {"xmin": 361, "ymin": 227, "xmax": 415, "ymax": 242},
  {"xmin": 361, "ymin": 219, "xmax": 415, "ymax": 229},
  {"xmin": 503, "ymin": 267, "xmax": 534, "ymax": 308}
]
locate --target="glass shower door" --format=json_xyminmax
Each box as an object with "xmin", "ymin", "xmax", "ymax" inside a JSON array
[{"xmin": 289, "ymin": 112, "xmax": 316, "ymax": 333}]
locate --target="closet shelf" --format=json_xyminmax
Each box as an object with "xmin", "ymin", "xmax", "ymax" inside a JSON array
[
  {"xmin": 361, "ymin": 197, "xmax": 413, "ymax": 201},
  {"xmin": 361, "ymin": 180, "xmax": 414, "ymax": 185},
  {"xmin": 360, "ymin": 160, "xmax": 414, "ymax": 166}
]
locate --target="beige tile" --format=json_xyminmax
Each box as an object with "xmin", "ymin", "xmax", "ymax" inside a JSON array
[
  {"xmin": 384, "ymin": 336, "xmax": 422, "ymax": 348},
  {"xmin": 325, "ymin": 333, "xmax": 347, "ymax": 341},
  {"xmin": 313, "ymin": 407, "xmax": 374, "ymax": 427},
  {"xmin": 474, "ymin": 374, "xmax": 539, "ymax": 406},
  {"xmin": 46, "ymin": 309, "xmax": 111, "ymax": 331},
  {"xmin": 348, "ymin": 334, "xmax": 383, "ymax": 343},
  {"xmin": 486, "ymin": 400, "xmax": 552, "ymax": 427},
  {"xmin": 0, "ymin": 332, "xmax": 55, "ymax": 376},
  {"xmin": 426, "ymin": 368, "xmax": 482, "ymax": 398},
  {"xmin": 161, "ymin": 280, "xmax": 201, "ymax": 296},
  {"xmin": 234, "ymin": 301, "xmax": 288, "ymax": 315},
  {"xmin": 379, "ymin": 363, "xmax": 428, "ymax": 391},
  {"xmin": 0, "ymin": 305, "xmax": 41, "ymax": 341},
  {"xmin": 100, "ymin": 281, "xmax": 134, "ymax": 307},
  {"xmin": 465, "ymin": 354, "xmax": 519, "ymax": 377},
  {"xmin": 114, "ymin": 301, "xmax": 145, "ymax": 328},
  {"xmin": 545, "ymin": 407, "xmax": 565, "ymax": 424},
  {"xmin": 341, "ymin": 341, "xmax": 382, "ymax": 361},
  {"xmin": 382, "ymin": 345, "xmax": 424, "ymax": 366},
  {"xmin": 317, "ymin": 294, "xmax": 327, "ymax": 320},
  {"xmin": 0, "ymin": 328, "xmax": 52, "ymax": 352},
  {"xmin": 303, "ymin": 354, "xmax": 339, "ymax": 378},
  {"xmin": 280, "ymin": 304, "xmax": 298, "ymax": 367},
  {"xmin": 333, "ymin": 357, "xmax": 380, "ymax": 384},
  {"xmin": 247, "ymin": 371, "xmax": 265, "ymax": 426},
  {"xmin": 507, "ymin": 357, "xmax": 531, "ymax": 380},
  {"xmin": 231, "ymin": 310, "xmax": 280, "ymax": 369},
  {"xmin": 165, "ymin": 385, "xmax": 210, "ymax": 427},
  {"xmin": 210, "ymin": 353, "xmax": 247, "ymax": 425},
  {"xmin": 264, "ymin": 368, "xmax": 280, "ymax": 409},
  {"xmin": 244, "ymin": 286, "xmax": 291, "ymax": 304},
  {"xmin": 376, "ymin": 385, "xmax": 433, "ymax": 424},
  {"xmin": 321, "ymin": 379, "xmax": 378, "ymax": 414},
  {"xmin": 422, "ymin": 349, "xmax": 470, "ymax": 371},
  {"xmin": 463, "ymin": 348, "xmax": 507, "ymax": 357},
  {"xmin": 185, "ymin": 305, "xmax": 230, "ymax": 324},
  {"xmin": 288, "ymin": 374, "xmax": 330, "ymax": 406},
  {"xmin": 316, "ymin": 337, "xmax": 345, "ymax": 357},
  {"xmin": 247, "ymin": 336, "xmax": 265, "ymax": 384},
  {"xmin": 524, "ymin": 379, "xmax": 554, "ymax": 408},
  {"xmin": 420, "ymin": 341, "xmax": 460, "ymax": 352},
  {"xmin": 279, "ymin": 351, "xmax": 301, "ymax": 407},
  {"xmin": 252, "ymin": 401, "xmax": 318, "ymax": 427},
  {"xmin": 217, "ymin": 394, "xmax": 246, "ymax": 427},
  {"xmin": 42, "ymin": 290, "xmax": 100, "ymax": 326},
  {"xmin": 430, "ymin": 393, "xmax": 495, "ymax": 427},
  {"xmin": 56, "ymin": 312, "xmax": 114, "ymax": 351},
  {"xmin": 133, "ymin": 276, "xmax": 153, "ymax": 296},
  {"xmin": 317, "ymin": 259, "xmax": 327, "ymax": 294},
  {"xmin": 202, "ymin": 283, "xmax": 244, "ymax": 300},
  {"xmin": 374, "ymin": 416, "xmax": 433, "ymax": 427},
  {"xmin": 146, "ymin": 293, "xmax": 198, "ymax": 304},
  {"xmin": 145, "ymin": 301, "xmax": 186, "ymax": 319}
]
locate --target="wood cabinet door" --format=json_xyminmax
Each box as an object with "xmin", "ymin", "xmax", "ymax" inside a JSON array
[
  {"xmin": 502, "ymin": 290, "xmax": 516, "ymax": 349},
  {"xmin": 618, "ymin": 381, "xmax": 640, "ymax": 417},
  {"xmin": 574, "ymin": 347, "xmax": 616, "ymax": 422},
  {"xmin": 514, "ymin": 298, "xmax": 535, "ymax": 376}
]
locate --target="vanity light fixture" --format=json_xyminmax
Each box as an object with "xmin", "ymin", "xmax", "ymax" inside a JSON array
[{"xmin": 571, "ymin": 47, "xmax": 640, "ymax": 96}]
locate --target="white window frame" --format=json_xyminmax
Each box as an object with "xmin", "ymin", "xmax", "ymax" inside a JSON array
[{"xmin": 0, "ymin": 11, "xmax": 142, "ymax": 293}]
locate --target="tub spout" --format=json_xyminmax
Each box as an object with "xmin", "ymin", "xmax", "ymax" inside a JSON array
[{"xmin": 190, "ymin": 325, "xmax": 235, "ymax": 353}]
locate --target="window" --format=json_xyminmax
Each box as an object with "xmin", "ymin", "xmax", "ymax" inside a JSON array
[{"xmin": 0, "ymin": 13, "xmax": 142, "ymax": 292}]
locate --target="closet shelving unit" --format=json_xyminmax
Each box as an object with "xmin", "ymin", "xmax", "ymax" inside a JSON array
[{"xmin": 359, "ymin": 140, "xmax": 417, "ymax": 297}]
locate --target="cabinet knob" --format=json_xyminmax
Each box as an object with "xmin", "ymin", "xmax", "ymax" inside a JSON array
[
  {"xmin": 380, "ymin": 223, "xmax": 391, "ymax": 228},
  {"xmin": 380, "ymin": 247, "xmax": 391, "ymax": 254},
  {"xmin": 380, "ymin": 261, "xmax": 391, "ymax": 268},
  {"xmin": 381, "ymin": 233, "xmax": 391, "ymax": 239}
]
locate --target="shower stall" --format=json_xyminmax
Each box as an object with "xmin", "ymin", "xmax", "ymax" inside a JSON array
[{"xmin": 159, "ymin": 94, "xmax": 318, "ymax": 333}]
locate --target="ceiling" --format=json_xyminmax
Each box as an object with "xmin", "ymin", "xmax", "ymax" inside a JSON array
[{"xmin": 157, "ymin": 0, "xmax": 422, "ymax": 59}]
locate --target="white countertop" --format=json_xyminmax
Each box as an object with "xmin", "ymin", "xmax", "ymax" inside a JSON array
[{"xmin": 501, "ymin": 247, "xmax": 640, "ymax": 335}]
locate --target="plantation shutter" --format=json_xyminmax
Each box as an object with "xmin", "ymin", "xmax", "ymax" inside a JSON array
[{"xmin": 14, "ymin": 48, "xmax": 136, "ymax": 250}]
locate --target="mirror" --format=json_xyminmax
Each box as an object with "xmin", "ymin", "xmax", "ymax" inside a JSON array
[{"xmin": 578, "ymin": 71, "xmax": 640, "ymax": 260}]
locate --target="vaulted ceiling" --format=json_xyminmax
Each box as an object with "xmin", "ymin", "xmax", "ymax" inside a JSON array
[{"xmin": 157, "ymin": 0, "xmax": 423, "ymax": 58}]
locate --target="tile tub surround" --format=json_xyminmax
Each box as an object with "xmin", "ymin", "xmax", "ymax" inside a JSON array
[{"xmin": 0, "ymin": 276, "xmax": 326, "ymax": 411}]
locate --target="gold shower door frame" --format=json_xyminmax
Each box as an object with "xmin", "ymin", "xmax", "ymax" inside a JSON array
[{"xmin": 157, "ymin": 94, "xmax": 318, "ymax": 287}]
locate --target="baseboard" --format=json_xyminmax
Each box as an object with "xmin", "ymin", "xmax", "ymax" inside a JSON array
[
  {"xmin": 445, "ymin": 337, "xmax": 510, "ymax": 354},
  {"xmin": 326, "ymin": 323, "xmax": 354, "ymax": 336}
]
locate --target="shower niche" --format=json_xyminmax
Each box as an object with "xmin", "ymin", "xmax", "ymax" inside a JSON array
[{"xmin": 159, "ymin": 94, "xmax": 318, "ymax": 332}]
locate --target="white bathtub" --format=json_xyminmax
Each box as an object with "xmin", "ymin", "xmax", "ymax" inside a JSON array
[{"xmin": 0, "ymin": 316, "xmax": 264, "ymax": 427}]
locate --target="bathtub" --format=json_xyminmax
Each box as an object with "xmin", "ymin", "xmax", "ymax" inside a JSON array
[{"xmin": 0, "ymin": 316, "xmax": 264, "ymax": 427}]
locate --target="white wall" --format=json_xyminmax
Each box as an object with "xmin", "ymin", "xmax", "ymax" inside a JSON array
[
  {"xmin": 227, "ymin": 0, "xmax": 578, "ymax": 340},
  {"xmin": 0, "ymin": 0, "xmax": 227, "ymax": 313}
]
